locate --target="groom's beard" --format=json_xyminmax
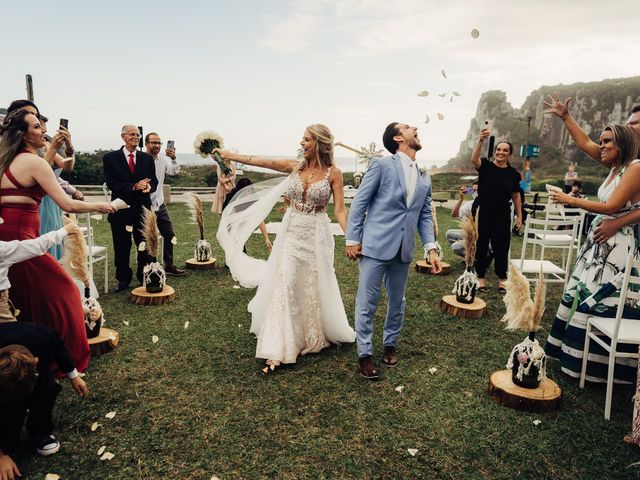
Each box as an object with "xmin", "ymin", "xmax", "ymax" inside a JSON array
[{"xmin": 412, "ymin": 140, "xmax": 422, "ymax": 152}]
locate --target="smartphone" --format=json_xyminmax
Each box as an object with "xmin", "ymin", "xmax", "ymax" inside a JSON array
[
  {"xmin": 483, "ymin": 119, "xmax": 494, "ymax": 132},
  {"xmin": 59, "ymin": 118, "xmax": 69, "ymax": 129},
  {"xmin": 464, "ymin": 186, "xmax": 474, "ymax": 195},
  {"xmin": 166, "ymin": 140, "xmax": 175, "ymax": 150},
  {"xmin": 137, "ymin": 126, "xmax": 144, "ymax": 149}
]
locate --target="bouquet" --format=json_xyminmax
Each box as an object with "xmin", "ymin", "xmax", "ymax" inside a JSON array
[{"xmin": 193, "ymin": 130, "xmax": 231, "ymax": 176}]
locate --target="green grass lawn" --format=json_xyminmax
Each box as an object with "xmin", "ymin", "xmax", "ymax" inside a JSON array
[{"xmin": 15, "ymin": 203, "xmax": 640, "ymax": 479}]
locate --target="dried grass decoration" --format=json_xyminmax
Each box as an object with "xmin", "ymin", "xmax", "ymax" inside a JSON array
[
  {"xmin": 452, "ymin": 214, "xmax": 479, "ymax": 303},
  {"xmin": 187, "ymin": 192, "xmax": 212, "ymax": 262},
  {"xmin": 61, "ymin": 216, "xmax": 104, "ymax": 338},
  {"xmin": 138, "ymin": 208, "xmax": 166, "ymax": 293},
  {"xmin": 502, "ymin": 264, "xmax": 547, "ymax": 388}
]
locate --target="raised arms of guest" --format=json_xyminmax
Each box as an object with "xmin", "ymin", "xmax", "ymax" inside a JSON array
[{"xmin": 0, "ymin": 111, "xmax": 114, "ymax": 214}]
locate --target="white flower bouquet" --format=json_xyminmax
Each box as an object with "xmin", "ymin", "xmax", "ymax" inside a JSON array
[{"xmin": 193, "ymin": 130, "xmax": 231, "ymax": 176}]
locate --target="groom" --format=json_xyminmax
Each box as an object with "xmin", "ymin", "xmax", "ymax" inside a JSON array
[{"xmin": 346, "ymin": 122, "xmax": 441, "ymax": 380}]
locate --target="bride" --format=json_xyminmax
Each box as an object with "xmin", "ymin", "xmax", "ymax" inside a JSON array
[{"xmin": 215, "ymin": 124, "xmax": 355, "ymax": 370}]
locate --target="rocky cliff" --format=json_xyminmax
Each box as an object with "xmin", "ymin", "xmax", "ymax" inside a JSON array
[{"xmin": 445, "ymin": 76, "xmax": 640, "ymax": 176}]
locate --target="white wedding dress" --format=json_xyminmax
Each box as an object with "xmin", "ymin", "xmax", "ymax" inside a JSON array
[{"xmin": 217, "ymin": 168, "xmax": 355, "ymax": 364}]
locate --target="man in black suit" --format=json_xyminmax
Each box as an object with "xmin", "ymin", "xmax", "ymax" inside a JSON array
[{"xmin": 103, "ymin": 125, "xmax": 158, "ymax": 291}]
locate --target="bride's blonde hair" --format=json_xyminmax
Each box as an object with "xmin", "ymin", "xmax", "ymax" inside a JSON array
[{"xmin": 297, "ymin": 124, "xmax": 334, "ymax": 172}]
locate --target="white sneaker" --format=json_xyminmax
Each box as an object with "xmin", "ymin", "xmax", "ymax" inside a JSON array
[{"xmin": 35, "ymin": 435, "xmax": 60, "ymax": 456}]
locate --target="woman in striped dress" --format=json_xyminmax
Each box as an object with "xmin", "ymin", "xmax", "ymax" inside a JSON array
[{"xmin": 544, "ymin": 124, "xmax": 640, "ymax": 383}]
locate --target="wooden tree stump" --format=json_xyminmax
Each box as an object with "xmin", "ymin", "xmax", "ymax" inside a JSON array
[
  {"xmin": 185, "ymin": 258, "xmax": 217, "ymax": 270},
  {"xmin": 130, "ymin": 285, "xmax": 176, "ymax": 306},
  {"xmin": 439, "ymin": 294, "xmax": 486, "ymax": 318},
  {"xmin": 88, "ymin": 327, "xmax": 119, "ymax": 356},
  {"xmin": 415, "ymin": 260, "xmax": 451, "ymax": 275},
  {"xmin": 488, "ymin": 370, "xmax": 562, "ymax": 413}
]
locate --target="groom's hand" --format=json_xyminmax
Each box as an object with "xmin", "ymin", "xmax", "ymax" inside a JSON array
[
  {"xmin": 428, "ymin": 250, "xmax": 443, "ymax": 274},
  {"xmin": 346, "ymin": 244, "xmax": 361, "ymax": 260}
]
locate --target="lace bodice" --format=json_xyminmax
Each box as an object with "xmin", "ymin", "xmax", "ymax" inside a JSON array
[{"xmin": 288, "ymin": 168, "xmax": 332, "ymax": 214}]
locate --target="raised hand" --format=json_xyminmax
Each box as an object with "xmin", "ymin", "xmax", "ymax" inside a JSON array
[{"xmin": 543, "ymin": 93, "xmax": 571, "ymax": 119}]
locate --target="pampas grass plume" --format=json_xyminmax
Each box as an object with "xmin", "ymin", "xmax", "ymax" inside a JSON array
[{"xmin": 61, "ymin": 216, "xmax": 90, "ymax": 288}]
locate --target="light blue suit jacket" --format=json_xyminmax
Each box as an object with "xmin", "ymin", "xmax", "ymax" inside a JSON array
[{"xmin": 346, "ymin": 154, "xmax": 435, "ymax": 264}]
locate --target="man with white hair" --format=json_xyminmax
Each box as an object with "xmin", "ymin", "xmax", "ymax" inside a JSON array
[{"xmin": 103, "ymin": 125, "xmax": 158, "ymax": 292}]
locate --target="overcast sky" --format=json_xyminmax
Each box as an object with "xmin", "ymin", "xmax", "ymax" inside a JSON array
[{"xmin": 2, "ymin": 0, "xmax": 637, "ymax": 165}]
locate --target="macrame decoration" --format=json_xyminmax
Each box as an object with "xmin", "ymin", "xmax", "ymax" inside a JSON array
[
  {"xmin": 187, "ymin": 192, "xmax": 212, "ymax": 262},
  {"xmin": 452, "ymin": 214, "xmax": 479, "ymax": 303},
  {"xmin": 61, "ymin": 216, "xmax": 104, "ymax": 338},
  {"xmin": 502, "ymin": 264, "xmax": 547, "ymax": 388},
  {"xmin": 139, "ymin": 208, "xmax": 166, "ymax": 293}
]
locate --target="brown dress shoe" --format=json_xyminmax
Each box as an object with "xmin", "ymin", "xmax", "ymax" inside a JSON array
[
  {"xmin": 165, "ymin": 265, "xmax": 187, "ymax": 276},
  {"xmin": 358, "ymin": 356, "xmax": 380, "ymax": 380},
  {"xmin": 382, "ymin": 346, "xmax": 398, "ymax": 367}
]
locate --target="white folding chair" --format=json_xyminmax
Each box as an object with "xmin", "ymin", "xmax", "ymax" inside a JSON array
[
  {"xmin": 543, "ymin": 199, "xmax": 586, "ymax": 253},
  {"xmin": 77, "ymin": 213, "xmax": 109, "ymax": 293},
  {"xmin": 510, "ymin": 216, "xmax": 580, "ymax": 285},
  {"xmin": 580, "ymin": 253, "xmax": 640, "ymax": 420}
]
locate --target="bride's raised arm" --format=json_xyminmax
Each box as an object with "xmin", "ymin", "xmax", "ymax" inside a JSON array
[{"xmin": 212, "ymin": 148, "xmax": 298, "ymax": 173}]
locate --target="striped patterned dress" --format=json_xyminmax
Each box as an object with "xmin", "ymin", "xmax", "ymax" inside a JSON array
[{"xmin": 545, "ymin": 159, "xmax": 640, "ymax": 384}]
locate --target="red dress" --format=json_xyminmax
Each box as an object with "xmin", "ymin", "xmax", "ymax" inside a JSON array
[{"xmin": 0, "ymin": 167, "xmax": 90, "ymax": 376}]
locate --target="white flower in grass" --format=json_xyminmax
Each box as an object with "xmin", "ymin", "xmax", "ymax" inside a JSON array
[
  {"xmin": 152, "ymin": 335, "xmax": 159, "ymax": 344},
  {"xmin": 407, "ymin": 448, "xmax": 418, "ymax": 456},
  {"xmin": 428, "ymin": 367, "xmax": 437, "ymax": 375},
  {"xmin": 532, "ymin": 419, "xmax": 542, "ymax": 426},
  {"xmin": 123, "ymin": 320, "xmax": 130, "ymax": 326},
  {"xmin": 105, "ymin": 411, "xmax": 116, "ymax": 419},
  {"xmin": 184, "ymin": 321, "xmax": 190, "ymax": 330},
  {"xmin": 395, "ymin": 385, "xmax": 405, "ymax": 393}
]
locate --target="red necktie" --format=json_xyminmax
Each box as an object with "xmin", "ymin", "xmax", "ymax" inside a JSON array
[{"xmin": 128, "ymin": 153, "xmax": 135, "ymax": 174}]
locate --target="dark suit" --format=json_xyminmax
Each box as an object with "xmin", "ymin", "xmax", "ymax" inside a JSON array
[{"xmin": 103, "ymin": 147, "xmax": 158, "ymax": 285}]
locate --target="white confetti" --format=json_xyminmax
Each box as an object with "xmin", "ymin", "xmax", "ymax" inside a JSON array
[
  {"xmin": 123, "ymin": 320, "xmax": 129, "ymax": 326},
  {"xmin": 453, "ymin": 91, "xmax": 461, "ymax": 96},
  {"xmin": 436, "ymin": 113, "xmax": 444, "ymax": 121},
  {"xmin": 233, "ymin": 285, "xmax": 241, "ymax": 289},
  {"xmin": 125, "ymin": 225, "xmax": 133, "ymax": 233},
  {"xmin": 211, "ymin": 476, "xmax": 221, "ymax": 480},
  {"xmin": 45, "ymin": 474, "xmax": 60, "ymax": 480},
  {"xmin": 395, "ymin": 385, "xmax": 405, "ymax": 393},
  {"xmin": 408, "ymin": 448, "xmax": 419, "ymax": 456},
  {"xmin": 417, "ymin": 90, "xmax": 429, "ymax": 97},
  {"xmin": 438, "ymin": 93, "xmax": 446, "ymax": 97},
  {"xmin": 471, "ymin": 28, "xmax": 480, "ymax": 38},
  {"xmin": 152, "ymin": 335, "xmax": 159, "ymax": 344},
  {"xmin": 98, "ymin": 445, "xmax": 106, "ymax": 456},
  {"xmin": 91, "ymin": 422, "xmax": 101, "ymax": 432},
  {"xmin": 428, "ymin": 367, "xmax": 438, "ymax": 374},
  {"xmin": 424, "ymin": 115, "xmax": 430, "ymax": 124},
  {"xmin": 105, "ymin": 411, "xmax": 116, "ymax": 419},
  {"xmin": 100, "ymin": 452, "xmax": 115, "ymax": 461},
  {"xmin": 532, "ymin": 419, "xmax": 542, "ymax": 426},
  {"xmin": 171, "ymin": 236, "xmax": 178, "ymax": 245},
  {"xmin": 441, "ymin": 70, "xmax": 447, "ymax": 79},
  {"xmin": 137, "ymin": 241, "xmax": 146, "ymax": 252},
  {"xmin": 237, "ymin": 324, "xmax": 243, "ymax": 328},
  {"xmin": 184, "ymin": 321, "xmax": 190, "ymax": 330}
]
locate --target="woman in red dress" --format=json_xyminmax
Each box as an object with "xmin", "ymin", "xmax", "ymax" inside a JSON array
[{"xmin": 0, "ymin": 109, "xmax": 114, "ymax": 375}]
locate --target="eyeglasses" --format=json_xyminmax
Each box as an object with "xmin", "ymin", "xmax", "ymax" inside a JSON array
[{"xmin": 147, "ymin": 141, "xmax": 163, "ymax": 145}]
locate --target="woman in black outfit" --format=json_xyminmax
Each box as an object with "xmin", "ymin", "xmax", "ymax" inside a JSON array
[{"xmin": 471, "ymin": 128, "xmax": 522, "ymax": 293}]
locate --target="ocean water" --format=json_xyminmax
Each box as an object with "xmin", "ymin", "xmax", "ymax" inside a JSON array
[{"xmin": 176, "ymin": 153, "xmax": 440, "ymax": 173}]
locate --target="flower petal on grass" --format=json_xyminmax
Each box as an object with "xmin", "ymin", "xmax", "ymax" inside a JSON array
[
  {"xmin": 408, "ymin": 448, "xmax": 418, "ymax": 456},
  {"xmin": 100, "ymin": 452, "xmax": 115, "ymax": 461},
  {"xmin": 395, "ymin": 385, "xmax": 405, "ymax": 393},
  {"xmin": 429, "ymin": 367, "xmax": 437, "ymax": 375},
  {"xmin": 152, "ymin": 335, "xmax": 159, "ymax": 344},
  {"xmin": 45, "ymin": 474, "xmax": 60, "ymax": 480},
  {"xmin": 123, "ymin": 320, "xmax": 130, "ymax": 326},
  {"xmin": 105, "ymin": 411, "xmax": 116, "ymax": 419},
  {"xmin": 98, "ymin": 445, "xmax": 106, "ymax": 456},
  {"xmin": 184, "ymin": 321, "xmax": 190, "ymax": 330},
  {"xmin": 233, "ymin": 285, "xmax": 241, "ymax": 289},
  {"xmin": 532, "ymin": 419, "xmax": 542, "ymax": 426},
  {"xmin": 91, "ymin": 422, "xmax": 101, "ymax": 432}
]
